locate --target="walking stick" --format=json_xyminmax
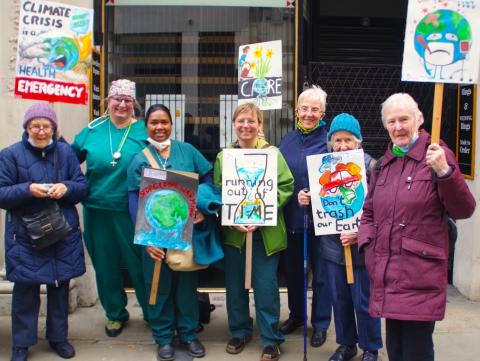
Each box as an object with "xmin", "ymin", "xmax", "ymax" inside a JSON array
[{"xmin": 302, "ymin": 189, "xmax": 310, "ymax": 361}]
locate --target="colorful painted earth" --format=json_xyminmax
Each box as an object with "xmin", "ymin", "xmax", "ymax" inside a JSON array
[{"xmin": 148, "ymin": 190, "xmax": 188, "ymax": 229}]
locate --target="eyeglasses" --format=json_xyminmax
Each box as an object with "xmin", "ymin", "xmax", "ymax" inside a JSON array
[
  {"xmin": 298, "ymin": 106, "xmax": 324, "ymax": 115},
  {"xmin": 28, "ymin": 125, "xmax": 52, "ymax": 133},
  {"xmin": 111, "ymin": 96, "xmax": 134, "ymax": 105}
]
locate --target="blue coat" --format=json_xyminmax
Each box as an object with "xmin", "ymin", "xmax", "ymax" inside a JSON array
[
  {"xmin": 0, "ymin": 133, "xmax": 88, "ymax": 285},
  {"xmin": 279, "ymin": 126, "xmax": 328, "ymax": 233}
]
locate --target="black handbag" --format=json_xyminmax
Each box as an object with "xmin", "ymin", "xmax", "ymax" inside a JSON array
[
  {"xmin": 21, "ymin": 202, "xmax": 73, "ymax": 250},
  {"xmin": 20, "ymin": 147, "xmax": 72, "ymax": 250}
]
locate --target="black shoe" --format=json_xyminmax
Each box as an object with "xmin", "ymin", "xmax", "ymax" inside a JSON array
[
  {"xmin": 329, "ymin": 345, "xmax": 358, "ymax": 361},
  {"xmin": 260, "ymin": 344, "xmax": 281, "ymax": 361},
  {"xmin": 181, "ymin": 339, "xmax": 205, "ymax": 358},
  {"xmin": 279, "ymin": 317, "xmax": 303, "ymax": 334},
  {"xmin": 361, "ymin": 350, "xmax": 378, "ymax": 361},
  {"xmin": 226, "ymin": 335, "xmax": 252, "ymax": 354},
  {"xmin": 49, "ymin": 341, "xmax": 75, "ymax": 359},
  {"xmin": 156, "ymin": 344, "xmax": 175, "ymax": 361},
  {"xmin": 310, "ymin": 329, "xmax": 327, "ymax": 348},
  {"xmin": 10, "ymin": 347, "xmax": 28, "ymax": 361},
  {"xmin": 105, "ymin": 320, "xmax": 126, "ymax": 337}
]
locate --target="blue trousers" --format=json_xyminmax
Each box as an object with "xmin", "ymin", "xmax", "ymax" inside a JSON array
[
  {"xmin": 224, "ymin": 232, "xmax": 284, "ymax": 346},
  {"xmin": 12, "ymin": 281, "xmax": 70, "ymax": 347},
  {"xmin": 282, "ymin": 231, "xmax": 332, "ymax": 331},
  {"xmin": 325, "ymin": 260, "xmax": 382, "ymax": 351}
]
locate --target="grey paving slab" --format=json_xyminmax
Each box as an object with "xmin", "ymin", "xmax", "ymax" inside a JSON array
[{"xmin": 0, "ymin": 286, "xmax": 479, "ymax": 361}]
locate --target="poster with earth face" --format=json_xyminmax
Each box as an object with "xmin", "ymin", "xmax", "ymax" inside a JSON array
[
  {"xmin": 134, "ymin": 167, "xmax": 198, "ymax": 251},
  {"xmin": 306, "ymin": 149, "xmax": 367, "ymax": 236},
  {"xmin": 402, "ymin": 0, "xmax": 480, "ymax": 84}
]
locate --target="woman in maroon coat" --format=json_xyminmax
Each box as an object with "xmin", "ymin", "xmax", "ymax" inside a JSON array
[{"xmin": 358, "ymin": 93, "xmax": 475, "ymax": 361}]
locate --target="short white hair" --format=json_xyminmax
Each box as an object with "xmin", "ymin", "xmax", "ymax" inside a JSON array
[
  {"xmin": 297, "ymin": 86, "xmax": 327, "ymax": 110},
  {"xmin": 381, "ymin": 93, "xmax": 424, "ymax": 128}
]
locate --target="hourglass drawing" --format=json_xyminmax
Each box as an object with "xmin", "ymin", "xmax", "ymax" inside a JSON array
[{"xmin": 234, "ymin": 153, "xmax": 268, "ymax": 224}]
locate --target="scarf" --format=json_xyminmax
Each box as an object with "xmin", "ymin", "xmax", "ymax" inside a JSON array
[
  {"xmin": 392, "ymin": 133, "xmax": 419, "ymax": 157},
  {"xmin": 296, "ymin": 119, "xmax": 326, "ymax": 135}
]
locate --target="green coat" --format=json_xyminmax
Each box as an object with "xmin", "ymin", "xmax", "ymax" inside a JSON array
[{"xmin": 213, "ymin": 139, "xmax": 294, "ymax": 255}]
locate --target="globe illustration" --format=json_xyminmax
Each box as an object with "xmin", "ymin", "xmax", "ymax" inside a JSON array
[{"xmin": 138, "ymin": 189, "xmax": 191, "ymax": 250}]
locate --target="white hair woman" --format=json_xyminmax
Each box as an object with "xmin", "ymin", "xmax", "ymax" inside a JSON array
[
  {"xmin": 359, "ymin": 93, "xmax": 476, "ymax": 361},
  {"xmin": 299, "ymin": 113, "xmax": 383, "ymax": 361},
  {"xmin": 278, "ymin": 87, "xmax": 333, "ymax": 347}
]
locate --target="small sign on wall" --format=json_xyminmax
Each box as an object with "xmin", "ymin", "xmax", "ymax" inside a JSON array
[{"xmin": 456, "ymin": 84, "xmax": 476, "ymax": 179}]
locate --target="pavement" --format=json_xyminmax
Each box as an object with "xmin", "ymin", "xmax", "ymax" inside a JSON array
[{"xmin": 1, "ymin": 286, "xmax": 480, "ymax": 361}]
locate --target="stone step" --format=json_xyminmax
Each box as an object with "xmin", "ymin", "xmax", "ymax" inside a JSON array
[{"xmin": 0, "ymin": 279, "xmax": 78, "ymax": 316}]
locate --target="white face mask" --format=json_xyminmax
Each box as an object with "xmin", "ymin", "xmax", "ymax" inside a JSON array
[
  {"xmin": 148, "ymin": 137, "xmax": 171, "ymax": 151},
  {"xmin": 394, "ymin": 132, "xmax": 419, "ymax": 152}
]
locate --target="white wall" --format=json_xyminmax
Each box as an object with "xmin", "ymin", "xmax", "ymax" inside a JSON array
[{"xmin": 453, "ymin": 87, "xmax": 480, "ymax": 300}]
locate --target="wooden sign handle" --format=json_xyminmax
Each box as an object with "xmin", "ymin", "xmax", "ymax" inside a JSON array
[
  {"xmin": 344, "ymin": 245, "xmax": 354, "ymax": 284},
  {"xmin": 149, "ymin": 259, "xmax": 162, "ymax": 305},
  {"xmin": 431, "ymin": 83, "xmax": 444, "ymax": 144},
  {"xmin": 244, "ymin": 231, "xmax": 253, "ymax": 289}
]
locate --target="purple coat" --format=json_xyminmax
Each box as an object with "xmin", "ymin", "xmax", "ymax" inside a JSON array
[{"xmin": 358, "ymin": 130, "xmax": 475, "ymax": 321}]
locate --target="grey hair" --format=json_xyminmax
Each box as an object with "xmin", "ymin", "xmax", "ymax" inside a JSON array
[
  {"xmin": 297, "ymin": 86, "xmax": 327, "ymax": 110},
  {"xmin": 327, "ymin": 134, "xmax": 362, "ymax": 152},
  {"xmin": 381, "ymin": 93, "xmax": 424, "ymax": 128}
]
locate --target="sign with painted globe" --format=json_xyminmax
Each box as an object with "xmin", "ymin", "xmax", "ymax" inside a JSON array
[
  {"xmin": 134, "ymin": 168, "xmax": 198, "ymax": 251},
  {"xmin": 402, "ymin": 1, "xmax": 480, "ymax": 84}
]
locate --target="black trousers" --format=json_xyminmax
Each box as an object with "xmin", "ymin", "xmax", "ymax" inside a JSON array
[{"xmin": 386, "ymin": 319, "xmax": 435, "ymax": 361}]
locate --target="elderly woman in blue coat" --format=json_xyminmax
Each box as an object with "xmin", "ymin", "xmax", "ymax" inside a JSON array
[
  {"xmin": 299, "ymin": 113, "xmax": 382, "ymax": 361},
  {"xmin": 278, "ymin": 87, "xmax": 332, "ymax": 346},
  {"xmin": 0, "ymin": 103, "xmax": 88, "ymax": 361}
]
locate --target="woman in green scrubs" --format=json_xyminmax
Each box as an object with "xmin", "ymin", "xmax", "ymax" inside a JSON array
[
  {"xmin": 127, "ymin": 104, "xmax": 212, "ymax": 360},
  {"xmin": 72, "ymin": 79, "xmax": 148, "ymax": 337}
]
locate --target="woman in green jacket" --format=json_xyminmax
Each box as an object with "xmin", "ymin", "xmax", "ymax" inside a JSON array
[{"xmin": 214, "ymin": 103, "xmax": 294, "ymax": 361}]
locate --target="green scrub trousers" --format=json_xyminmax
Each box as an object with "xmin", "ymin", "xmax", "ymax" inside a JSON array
[
  {"xmin": 224, "ymin": 231, "xmax": 284, "ymax": 347},
  {"xmin": 83, "ymin": 207, "xmax": 148, "ymax": 322},
  {"xmin": 143, "ymin": 252, "xmax": 199, "ymax": 345}
]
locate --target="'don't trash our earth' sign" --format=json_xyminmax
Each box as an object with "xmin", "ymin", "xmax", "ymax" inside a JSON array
[
  {"xmin": 307, "ymin": 149, "xmax": 368, "ymax": 235},
  {"xmin": 14, "ymin": 0, "xmax": 93, "ymax": 104},
  {"xmin": 402, "ymin": 0, "xmax": 480, "ymax": 84}
]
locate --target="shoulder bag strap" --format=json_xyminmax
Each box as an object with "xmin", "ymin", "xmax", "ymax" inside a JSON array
[{"xmin": 142, "ymin": 147, "xmax": 160, "ymax": 169}]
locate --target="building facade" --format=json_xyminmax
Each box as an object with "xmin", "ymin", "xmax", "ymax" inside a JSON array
[{"xmin": 0, "ymin": 0, "xmax": 479, "ymax": 314}]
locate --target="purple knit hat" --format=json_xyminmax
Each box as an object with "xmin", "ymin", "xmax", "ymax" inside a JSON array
[{"xmin": 23, "ymin": 103, "xmax": 58, "ymax": 129}]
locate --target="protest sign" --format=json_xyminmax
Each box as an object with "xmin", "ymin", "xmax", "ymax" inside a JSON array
[
  {"xmin": 134, "ymin": 167, "xmax": 198, "ymax": 251},
  {"xmin": 221, "ymin": 148, "xmax": 278, "ymax": 226},
  {"xmin": 307, "ymin": 149, "xmax": 368, "ymax": 236},
  {"xmin": 14, "ymin": 0, "xmax": 93, "ymax": 104},
  {"xmin": 238, "ymin": 40, "xmax": 282, "ymax": 110},
  {"xmin": 402, "ymin": 0, "xmax": 479, "ymax": 84}
]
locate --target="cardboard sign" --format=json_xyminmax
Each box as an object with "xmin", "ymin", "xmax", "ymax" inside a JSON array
[
  {"xmin": 307, "ymin": 149, "xmax": 368, "ymax": 235},
  {"xmin": 221, "ymin": 148, "xmax": 278, "ymax": 226},
  {"xmin": 134, "ymin": 167, "xmax": 198, "ymax": 251},
  {"xmin": 14, "ymin": 0, "xmax": 93, "ymax": 104},
  {"xmin": 402, "ymin": 0, "xmax": 480, "ymax": 84},
  {"xmin": 238, "ymin": 40, "xmax": 282, "ymax": 110}
]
